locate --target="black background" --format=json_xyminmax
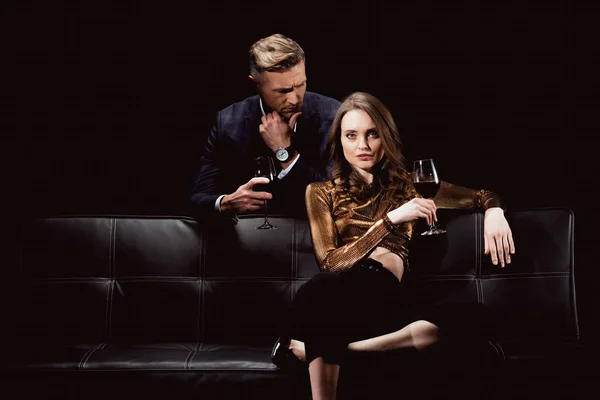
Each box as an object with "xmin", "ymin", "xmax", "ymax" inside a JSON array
[{"xmin": 2, "ymin": 1, "xmax": 599, "ymax": 344}]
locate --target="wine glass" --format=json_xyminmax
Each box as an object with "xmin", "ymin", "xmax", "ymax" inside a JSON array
[
  {"xmin": 254, "ymin": 156, "xmax": 277, "ymax": 230},
  {"xmin": 413, "ymin": 158, "xmax": 446, "ymax": 235}
]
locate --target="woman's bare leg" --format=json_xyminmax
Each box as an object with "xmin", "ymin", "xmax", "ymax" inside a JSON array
[
  {"xmin": 347, "ymin": 320, "xmax": 440, "ymax": 352},
  {"xmin": 288, "ymin": 320, "xmax": 440, "ymax": 362},
  {"xmin": 308, "ymin": 357, "xmax": 340, "ymax": 400}
]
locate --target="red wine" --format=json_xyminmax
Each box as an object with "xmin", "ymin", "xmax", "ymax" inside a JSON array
[
  {"xmin": 253, "ymin": 180, "xmax": 272, "ymax": 192},
  {"xmin": 414, "ymin": 181, "xmax": 440, "ymax": 199}
]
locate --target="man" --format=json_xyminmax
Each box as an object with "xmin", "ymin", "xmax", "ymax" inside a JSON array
[{"xmin": 190, "ymin": 34, "xmax": 340, "ymax": 221}]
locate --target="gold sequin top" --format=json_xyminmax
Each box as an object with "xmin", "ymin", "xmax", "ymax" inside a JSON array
[{"xmin": 305, "ymin": 180, "xmax": 503, "ymax": 273}]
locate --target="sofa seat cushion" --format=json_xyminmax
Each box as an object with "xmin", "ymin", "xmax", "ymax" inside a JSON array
[
  {"xmin": 3, "ymin": 343, "xmax": 282, "ymax": 372},
  {"xmin": 487, "ymin": 340, "xmax": 590, "ymax": 373},
  {"xmin": 2, "ymin": 343, "xmax": 104, "ymax": 370},
  {"xmin": 1, "ymin": 342, "xmax": 309, "ymax": 400}
]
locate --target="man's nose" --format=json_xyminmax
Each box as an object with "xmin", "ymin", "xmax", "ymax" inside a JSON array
[{"xmin": 286, "ymin": 90, "xmax": 298, "ymax": 105}]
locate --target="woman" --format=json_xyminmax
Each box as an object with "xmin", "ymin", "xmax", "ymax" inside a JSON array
[{"xmin": 274, "ymin": 92, "xmax": 515, "ymax": 400}]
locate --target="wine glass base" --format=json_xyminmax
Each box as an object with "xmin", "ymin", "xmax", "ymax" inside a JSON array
[
  {"xmin": 256, "ymin": 222, "xmax": 277, "ymax": 230},
  {"xmin": 421, "ymin": 228, "xmax": 446, "ymax": 235}
]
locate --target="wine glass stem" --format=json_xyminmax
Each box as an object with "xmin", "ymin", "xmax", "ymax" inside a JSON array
[{"xmin": 264, "ymin": 200, "xmax": 269, "ymax": 223}]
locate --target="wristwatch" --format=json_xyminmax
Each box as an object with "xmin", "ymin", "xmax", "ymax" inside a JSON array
[{"xmin": 274, "ymin": 146, "xmax": 295, "ymax": 163}]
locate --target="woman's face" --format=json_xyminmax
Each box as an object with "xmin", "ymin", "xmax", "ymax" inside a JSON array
[{"xmin": 340, "ymin": 109, "xmax": 384, "ymax": 177}]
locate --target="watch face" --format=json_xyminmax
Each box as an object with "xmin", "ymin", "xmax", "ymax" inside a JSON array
[{"xmin": 276, "ymin": 148, "xmax": 289, "ymax": 161}]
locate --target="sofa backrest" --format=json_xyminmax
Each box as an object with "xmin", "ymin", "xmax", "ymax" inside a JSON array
[
  {"xmin": 12, "ymin": 208, "xmax": 578, "ymax": 345},
  {"xmin": 15, "ymin": 216, "xmax": 320, "ymax": 345},
  {"xmin": 410, "ymin": 208, "xmax": 578, "ymax": 342}
]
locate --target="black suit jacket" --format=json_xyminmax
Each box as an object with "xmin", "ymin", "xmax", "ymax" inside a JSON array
[{"xmin": 191, "ymin": 91, "xmax": 341, "ymax": 220}]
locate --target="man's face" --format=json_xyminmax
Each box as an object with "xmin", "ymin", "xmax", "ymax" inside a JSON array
[{"xmin": 255, "ymin": 60, "xmax": 307, "ymax": 121}]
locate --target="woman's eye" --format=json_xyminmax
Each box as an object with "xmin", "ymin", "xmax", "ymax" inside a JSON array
[
  {"xmin": 345, "ymin": 133, "xmax": 356, "ymax": 139},
  {"xmin": 368, "ymin": 131, "xmax": 379, "ymax": 137}
]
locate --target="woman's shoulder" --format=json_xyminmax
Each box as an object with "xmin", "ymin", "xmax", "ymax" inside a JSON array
[
  {"xmin": 308, "ymin": 180, "xmax": 336, "ymax": 191},
  {"xmin": 306, "ymin": 180, "xmax": 337, "ymax": 202}
]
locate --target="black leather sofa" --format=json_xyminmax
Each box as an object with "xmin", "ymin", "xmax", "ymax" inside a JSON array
[{"xmin": 0, "ymin": 208, "xmax": 591, "ymax": 399}]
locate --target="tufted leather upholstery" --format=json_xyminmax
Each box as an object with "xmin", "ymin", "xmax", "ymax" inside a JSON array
[{"xmin": 0, "ymin": 208, "xmax": 588, "ymax": 399}]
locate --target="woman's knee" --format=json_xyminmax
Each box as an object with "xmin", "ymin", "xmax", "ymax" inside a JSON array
[{"xmin": 409, "ymin": 320, "xmax": 441, "ymax": 351}]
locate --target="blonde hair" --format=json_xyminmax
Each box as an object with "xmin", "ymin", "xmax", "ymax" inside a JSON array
[{"xmin": 249, "ymin": 34, "xmax": 305, "ymax": 81}]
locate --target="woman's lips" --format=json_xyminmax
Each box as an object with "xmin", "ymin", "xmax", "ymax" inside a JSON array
[{"xmin": 357, "ymin": 154, "xmax": 372, "ymax": 160}]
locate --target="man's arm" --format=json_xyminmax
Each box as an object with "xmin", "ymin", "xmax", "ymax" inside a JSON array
[
  {"xmin": 260, "ymin": 111, "xmax": 329, "ymax": 187},
  {"xmin": 190, "ymin": 113, "xmax": 273, "ymax": 220},
  {"xmin": 275, "ymin": 153, "xmax": 328, "ymax": 192},
  {"xmin": 274, "ymin": 95, "xmax": 341, "ymax": 188},
  {"xmin": 190, "ymin": 122, "xmax": 223, "ymax": 217}
]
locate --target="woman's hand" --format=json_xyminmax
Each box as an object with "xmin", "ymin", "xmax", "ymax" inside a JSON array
[
  {"xmin": 484, "ymin": 207, "xmax": 516, "ymax": 267},
  {"xmin": 387, "ymin": 198, "xmax": 437, "ymax": 227}
]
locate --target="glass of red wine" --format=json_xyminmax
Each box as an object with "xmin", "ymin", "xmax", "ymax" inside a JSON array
[
  {"xmin": 254, "ymin": 156, "xmax": 277, "ymax": 230},
  {"xmin": 413, "ymin": 158, "xmax": 446, "ymax": 235}
]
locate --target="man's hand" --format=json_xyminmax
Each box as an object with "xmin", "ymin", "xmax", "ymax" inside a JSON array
[
  {"xmin": 259, "ymin": 111, "xmax": 302, "ymax": 152},
  {"xmin": 220, "ymin": 177, "xmax": 273, "ymax": 214},
  {"xmin": 484, "ymin": 207, "xmax": 516, "ymax": 267}
]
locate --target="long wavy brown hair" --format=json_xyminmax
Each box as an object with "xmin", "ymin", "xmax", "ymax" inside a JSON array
[{"xmin": 327, "ymin": 92, "xmax": 416, "ymax": 205}]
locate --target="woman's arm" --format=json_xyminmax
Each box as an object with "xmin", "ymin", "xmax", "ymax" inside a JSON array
[
  {"xmin": 483, "ymin": 207, "xmax": 515, "ymax": 267},
  {"xmin": 433, "ymin": 181, "xmax": 503, "ymax": 210},
  {"xmin": 305, "ymin": 184, "xmax": 394, "ymax": 273},
  {"xmin": 433, "ymin": 181, "xmax": 515, "ymax": 267}
]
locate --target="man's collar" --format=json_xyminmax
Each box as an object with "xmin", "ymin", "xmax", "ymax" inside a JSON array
[
  {"xmin": 259, "ymin": 96, "xmax": 267, "ymax": 117},
  {"xmin": 259, "ymin": 97, "xmax": 297, "ymax": 133}
]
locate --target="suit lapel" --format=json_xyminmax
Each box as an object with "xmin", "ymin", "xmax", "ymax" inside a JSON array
[{"xmin": 244, "ymin": 105, "xmax": 270, "ymax": 156}]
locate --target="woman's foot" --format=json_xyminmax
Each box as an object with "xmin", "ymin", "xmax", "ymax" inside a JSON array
[
  {"xmin": 271, "ymin": 337, "xmax": 307, "ymax": 369},
  {"xmin": 289, "ymin": 339, "xmax": 306, "ymax": 362}
]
